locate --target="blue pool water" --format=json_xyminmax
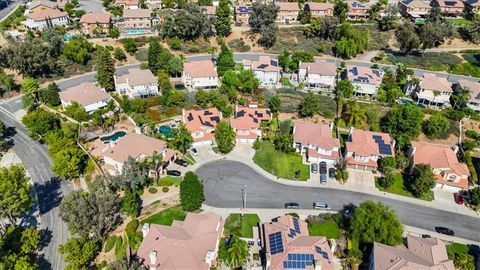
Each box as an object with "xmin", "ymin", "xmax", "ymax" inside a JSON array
[
  {"xmin": 100, "ymin": 131, "xmax": 127, "ymax": 142},
  {"xmin": 126, "ymin": 29, "xmax": 150, "ymax": 35},
  {"xmin": 159, "ymin": 125, "xmax": 173, "ymax": 138}
]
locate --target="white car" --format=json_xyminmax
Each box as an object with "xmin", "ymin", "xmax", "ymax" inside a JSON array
[
  {"xmin": 313, "ymin": 202, "xmax": 331, "ymax": 210},
  {"xmin": 190, "ymin": 148, "xmax": 198, "ymax": 156}
]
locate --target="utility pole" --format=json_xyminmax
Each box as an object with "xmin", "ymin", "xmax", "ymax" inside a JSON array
[{"xmin": 242, "ymin": 185, "xmax": 247, "ymax": 209}]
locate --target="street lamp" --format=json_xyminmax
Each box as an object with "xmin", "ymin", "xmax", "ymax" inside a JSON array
[{"xmin": 242, "ymin": 185, "xmax": 247, "ymax": 209}]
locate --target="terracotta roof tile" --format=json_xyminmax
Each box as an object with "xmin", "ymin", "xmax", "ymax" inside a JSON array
[
  {"xmin": 304, "ymin": 2, "xmax": 334, "ymax": 11},
  {"xmin": 231, "ymin": 106, "xmax": 271, "ymax": 130},
  {"xmin": 419, "ymin": 73, "xmax": 452, "ymax": 93},
  {"xmin": 299, "ymin": 59, "xmax": 336, "ymax": 76},
  {"xmin": 183, "ymin": 108, "xmax": 222, "ymax": 134},
  {"xmin": 115, "ymin": 68, "xmax": 156, "ymax": 86},
  {"xmin": 293, "ymin": 121, "xmax": 339, "ymax": 149},
  {"xmin": 275, "ymin": 2, "xmax": 300, "ymax": 11},
  {"xmin": 26, "ymin": 8, "xmax": 68, "ymax": 20},
  {"xmin": 59, "ymin": 82, "xmax": 111, "ymax": 107},
  {"xmin": 80, "ymin": 12, "xmax": 111, "ymax": 24},
  {"xmin": 243, "ymin": 56, "xmax": 281, "ymax": 72},
  {"xmin": 346, "ymin": 129, "xmax": 394, "ymax": 157},
  {"xmin": 100, "ymin": 133, "xmax": 168, "ymax": 163},
  {"xmin": 183, "ymin": 60, "xmax": 218, "ymax": 78}
]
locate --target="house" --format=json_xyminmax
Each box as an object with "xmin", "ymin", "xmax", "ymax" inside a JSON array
[
  {"xmin": 454, "ymin": 80, "xmax": 480, "ymax": 112},
  {"xmin": 27, "ymin": 0, "xmax": 58, "ymax": 11},
  {"xmin": 243, "ymin": 56, "xmax": 281, "ymax": 87},
  {"xmin": 114, "ymin": 68, "xmax": 158, "ymax": 99},
  {"xmin": 398, "ymin": 0, "xmax": 431, "ymax": 18},
  {"xmin": 137, "ymin": 212, "xmax": 223, "ymax": 270},
  {"xmin": 114, "ymin": 0, "xmax": 139, "ymax": 9},
  {"xmin": 275, "ymin": 2, "xmax": 300, "ymax": 23},
  {"xmin": 22, "ymin": 8, "xmax": 69, "ymax": 31},
  {"xmin": 347, "ymin": 1, "xmax": 371, "ymax": 20},
  {"xmin": 59, "ymin": 82, "xmax": 112, "ymax": 113},
  {"xmin": 182, "ymin": 60, "xmax": 219, "ymax": 90},
  {"xmin": 464, "ymin": 0, "xmax": 480, "ymax": 17},
  {"xmin": 79, "ymin": 12, "xmax": 111, "ymax": 36},
  {"xmin": 91, "ymin": 133, "xmax": 179, "ymax": 175},
  {"xmin": 304, "ymin": 2, "xmax": 334, "ymax": 17},
  {"xmin": 411, "ymin": 73, "xmax": 452, "ymax": 108},
  {"xmin": 370, "ymin": 235, "xmax": 454, "ymax": 270},
  {"xmin": 118, "ymin": 9, "xmax": 155, "ymax": 35},
  {"xmin": 145, "ymin": 0, "xmax": 163, "ymax": 8},
  {"xmin": 202, "ymin": 6, "xmax": 216, "ymax": 18},
  {"xmin": 293, "ymin": 121, "xmax": 340, "ymax": 164},
  {"xmin": 298, "ymin": 59, "xmax": 337, "ymax": 92},
  {"xmin": 234, "ymin": 5, "xmax": 252, "ymax": 26},
  {"xmin": 182, "ymin": 108, "xmax": 222, "ymax": 146},
  {"xmin": 409, "ymin": 141, "xmax": 469, "ymax": 191},
  {"xmin": 345, "ymin": 128, "xmax": 395, "ymax": 170},
  {"xmin": 259, "ymin": 215, "xmax": 335, "ymax": 270},
  {"xmin": 230, "ymin": 105, "xmax": 272, "ymax": 142},
  {"xmin": 431, "ymin": 0, "xmax": 464, "ymax": 16},
  {"xmin": 345, "ymin": 65, "xmax": 383, "ymax": 98}
]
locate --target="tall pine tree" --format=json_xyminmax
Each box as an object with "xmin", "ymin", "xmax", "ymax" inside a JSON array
[
  {"xmin": 148, "ymin": 38, "xmax": 161, "ymax": 74},
  {"xmin": 215, "ymin": 0, "xmax": 233, "ymax": 37},
  {"xmin": 216, "ymin": 43, "xmax": 235, "ymax": 76},
  {"xmin": 96, "ymin": 49, "xmax": 115, "ymax": 92}
]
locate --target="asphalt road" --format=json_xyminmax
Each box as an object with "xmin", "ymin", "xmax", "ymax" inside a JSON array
[
  {"xmin": 197, "ymin": 160, "xmax": 480, "ymax": 243},
  {"xmin": 0, "ymin": 0, "xmax": 20, "ymax": 22},
  {"xmin": 0, "ymin": 104, "xmax": 72, "ymax": 270}
]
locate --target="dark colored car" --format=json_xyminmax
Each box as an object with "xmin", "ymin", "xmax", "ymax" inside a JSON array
[
  {"xmin": 190, "ymin": 148, "xmax": 198, "ymax": 156},
  {"xmin": 435, "ymin": 227, "xmax": 455, "ymax": 236},
  {"xmin": 284, "ymin": 202, "xmax": 299, "ymax": 209},
  {"xmin": 320, "ymin": 174, "xmax": 327, "ymax": 184},
  {"xmin": 174, "ymin": 159, "xmax": 189, "ymax": 167},
  {"xmin": 454, "ymin": 192, "xmax": 464, "ymax": 205},
  {"xmin": 167, "ymin": 170, "xmax": 181, "ymax": 177},
  {"xmin": 421, "ymin": 234, "xmax": 431, "ymax": 238},
  {"xmin": 328, "ymin": 168, "xmax": 336, "ymax": 178},
  {"xmin": 320, "ymin": 162, "xmax": 327, "ymax": 174}
]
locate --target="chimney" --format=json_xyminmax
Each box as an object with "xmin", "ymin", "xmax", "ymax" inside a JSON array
[
  {"xmin": 149, "ymin": 250, "xmax": 158, "ymax": 270},
  {"xmin": 142, "ymin": 223, "xmax": 150, "ymax": 238},
  {"xmin": 453, "ymin": 145, "xmax": 459, "ymax": 154}
]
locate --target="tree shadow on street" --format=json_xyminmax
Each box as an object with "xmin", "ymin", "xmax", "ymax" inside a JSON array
[{"xmin": 34, "ymin": 177, "xmax": 63, "ymax": 215}]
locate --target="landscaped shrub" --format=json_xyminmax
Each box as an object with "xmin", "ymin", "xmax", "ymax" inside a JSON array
[
  {"xmin": 104, "ymin": 236, "xmax": 117, "ymax": 252},
  {"xmin": 162, "ymin": 186, "xmax": 169, "ymax": 193},
  {"xmin": 125, "ymin": 219, "xmax": 139, "ymax": 234},
  {"xmin": 148, "ymin": 187, "xmax": 157, "ymax": 194},
  {"xmin": 114, "ymin": 236, "xmax": 125, "ymax": 259}
]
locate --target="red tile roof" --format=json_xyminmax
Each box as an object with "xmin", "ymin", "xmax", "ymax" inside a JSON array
[
  {"xmin": 346, "ymin": 129, "xmax": 394, "ymax": 157},
  {"xmin": 26, "ymin": 8, "xmax": 68, "ymax": 20},
  {"xmin": 299, "ymin": 59, "xmax": 336, "ymax": 76},
  {"xmin": 304, "ymin": 2, "xmax": 334, "ymax": 11},
  {"xmin": 231, "ymin": 106, "xmax": 271, "ymax": 130},
  {"xmin": 243, "ymin": 56, "xmax": 281, "ymax": 72},
  {"xmin": 100, "ymin": 133, "xmax": 168, "ymax": 163},
  {"xmin": 183, "ymin": 60, "xmax": 218, "ymax": 78},
  {"xmin": 80, "ymin": 12, "xmax": 111, "ymax": 24},
  {"xmin": 59, "ymin": 82, "xmax": 111, "ymax": 107},
  {"xmin": 419, "ymin": 73, "xmax": 452, "ymax": 93},
  {"xmin": 294, "ymin": 121, "xmax": 339, "ymax": 149},
  {"xmin": 275, "ymin": 2, "xmax": 301, "ymax": 11},
  {"xmin": 183, "ymin": 108, "xmax": 222, "ymax": 134}
]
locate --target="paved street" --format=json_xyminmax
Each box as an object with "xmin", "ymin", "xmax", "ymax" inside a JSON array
[
  {"xmin": 0, "ymin": 0, "xmax": 20, "ymax": 22},
  {"xmin": 197, "ymin": 160, "xmax": 480, "ymax": 243},
  {"xmin": 0, "ymin": 105, "xmax": 71, "ymax": 270}
]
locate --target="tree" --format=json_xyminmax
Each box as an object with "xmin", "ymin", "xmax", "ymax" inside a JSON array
[
  {"xmin": 395, "ymin": 21, "xmax": 421, "ymax": 53},
  {"xmin": 195, "ymin": 90, "xmax": 211, "ymax": 108},
  {"xmin": 411, "ymin": 164, "xmax": 436, "ymax": 199},
  {"xmin": 299, "ymin": 92, "xmax": 319, "ymax": 117},
  {"xmin": 108, "ymin": 27, "xmax": 120, "ymax": 38},
  {"xmin": 121, "ymin": 189, "xmax": 140, "ymax": 218},
  {"xmin": 63, "ymin": 36, "xmax": 93, "ymax": 65},
  {"xmin": 215, "ymin": 0, "xmax": 232, "ymax": 36},
  {"xmin": 335, "ymin": 79, "xmax": 354, "ymax": 99},
  {"xmin": 304, "ymin": 16, "xmax": 338, "ymax": 40},
  {"xmin": 122, "ymin": 38, "xmax": 138, "ymax": 54},
  {"xmin": 167, "ymin": 56, "xmax": 184, "ymax": 77},
  {"xmin": 22, "ymin": 109, "xmax": 61, "ymax": 141},
  {"xmin": 59, "ymin": 237, "xmax": 99, "ymax": 270},
  {"xmin": 64, "ymin": 101, "xmax": 89, "ymax": 122},
  {"xmin": 424, "ymin": 113, "xmax": 450, "ymax": 139},
  {"xmin": 274, "ymin": 121, "xmax": 294, "ymax": 153},
  {"xmin": 379, "ymin": 171, "xmax": 395, "ymax": 189},
  {"xmin": 278, "ymin": 50, "xmax": 315, "ymax": 72},
  {"xmin": 0, "ymin": 165, "xmax": 33, "ymax": 225},
  {"xmin": 21, "ymin": 77, "xmax": 39, "ymax": 103},
  {"xmin": 377, "ymin": 5, "xmax": 398, "ymax": 31},
  {"xmin": 299, "ymin": 3, "xmax": 312, "ymax": 24},
  {"xmin": 110, "ymin": 157, "xmax": 149, "ymax": 192},
  {"xmin": 334, "ymin": 22, "xmax": 369, "ymax": 58},
  {"xmin": 219, "ymin": 236, "xmax": 249, "ymax": 267},
  {"xmin": 452, "ymin": 87, "xmax": 470, "ymax": 109},
  {"xmin": 249, "ymin": 2, "xmax": 279, "ymax": 48},
  {"xmin": 21, "ymin": 95, "xmax": 36, "ymax": 112},
  {"xmin": 96, "ymin": 49, "xmax": 116, "ymax": 91},
  {"xmin": 237, "ymin": 69, "xmax": 259, "ymax": 93},
  {"xmin": 214, "ymin": 121, "xmax": 235, "ymax": 154},
  {"xmin": 171, "ymin": 123, "xmax": 193, "ymax": 154},
  {"xmin": 469, "ymin": 186, "xmax": 480, "ymax": 206},
  {"xmin": 333, "ymin": 0, "xmax": 348, "ymax": 23},
  {"xmin": 38, "ymin": 83, "xmax": 61, "ymax": 106},
  {"xmin": 148, "ymin": 38, "xmax": 161, "ymax": 74},
  {"xmin": 159, "ymin": 4, "xmax": 214, "ymax": 40},
  {"xmin": 378, "ymin": 156, "xmax": 397, "ymax": 174},
  {"xmin": 349, "ymin": 200, "xmax": 403, "ymax": 245},
  {"xmin": 179, "ymin": 172, "xmax": 204, "ymax": 211},
  {"xmin": 269, "ymin": 95, "xmax": 281, "ymax": 115},
  {"xmin": 381, "ymin": 105, "xmax": 423, "ymax": 148},
  {"xmin": 342, "ymin": 100, "xmax": 367, "ymax": 129},
  {"xmin": 113, "ymin": 47, "xmax": 127, "ymax": 61},
  {"xmin": 0, "ymin": 226, "xmax": 41, "ymax": 269},
  {"xmin": 216, "ymin": 44, "xmax": 235, "ymax": 76},
  {"xmin": 452, "ymin": 253, "xmax": 475, "ymax": 270},
  {"xmin": 198, "ymin": 0, "xmax": 212, "ymax": 5},
  {"xmin": 51, "ymin": 145, "xmax": 87, "ymax": 180}
]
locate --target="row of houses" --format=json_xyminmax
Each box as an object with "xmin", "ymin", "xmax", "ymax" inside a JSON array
[{"xmin": 399, "ymin": 0, "xmax": 480, "ymax": 19}]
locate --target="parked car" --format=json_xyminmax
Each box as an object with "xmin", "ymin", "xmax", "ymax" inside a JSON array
[
  {"xmin": 313, "ymin": 202, "xmax": 331, "ymax": 210},
  {"xmin": 320, "ymin": 174, "xmax": 327, "ymax": 184},
  {"xmin": 311, "ymin": 163, "xmax": 318, "ymax": 174},
  {"xmin": 421, "ymin": 234, "xmax": 431, "ymax": 238},
  {"xmin": 190, "ymin": 148, "xmax": 198, "ymax": 156},
  {"xmin": 435, "ymin": 227, "xmax": 455, "ymax": 236},
  {"xmin": 167, "ymin": 170, "xmax": 181, "ymax": 177},
  {"xmin": 284, "ymin": 202, "xmax": 299, "ymax": 209},
  {"xmin": 320, "ymin": 162, "xmax": 327, "ymax": 174},
  {"xmin": 174, "ymin": 159, "xmax": 189, "ymax": 167},
  {"xmin": 328, "ymin": 168, "xmax": 336, "ymax": 178},
  {"xmin": 454, "ymin": 192, "xmax": 464, "ymax": 205}
]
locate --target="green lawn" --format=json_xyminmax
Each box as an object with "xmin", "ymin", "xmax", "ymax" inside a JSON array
[
  {"xmin": 183, "ymin": 153, "xmax": 196, "ymax": 165},
  {"xmin": 307, "ymin": 221, "xmax": 341, "ymax": 239},
  {"xmin": 446, "ymin": 18, "xmax": 472, "ymax": 26},
  {"xmin": 158, "ymin": 176, "xmax": 182, "ymax": 187},
  {"xmin": 447, "ymin": 243, "xmax": 469, "ymax": 256},
  {"xmin": 224, "ymin": 213, "xmax": 260, "ymax": 238},
  {"xmin": 140, "ymin": 205, "xmax": 186, "ymax": 225},
  {"xmin": 253, "ymin": 142, "xmax": 309, "ymax": 180},
  {"xmin": 375, "ymin": 173, "xmax": 433, "ymax": 201}
]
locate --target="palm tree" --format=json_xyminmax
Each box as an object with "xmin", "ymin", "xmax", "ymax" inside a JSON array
[
  {"xmin": 452, "ymin": 87, "xmax": 470, "ymax": 109},
  {"xmin": 227, "ymin": 237, "xmax": 249, "ymax": 267},
  {"xmin": 341, "ymin": 255, "xmax": 361, "ymax": 270},
  {"xmin": 342, "ymin": 100, "xmax": 367, "ymax": 129}
]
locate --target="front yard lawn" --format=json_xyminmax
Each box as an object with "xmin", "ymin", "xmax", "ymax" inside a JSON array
[
  {"xmin": 158, "ymin": 176, "xmax": 182, "ymax": 187},
  {"xmin": 253, "ymin": 142, "xmax": 309, "ymax": 180},
  {"xmin": 140, "ymin": 205, "xmax": 186, "ymax": 225},
  {"xmin": 375, "ymin": 172, "xmax": 433, "ymax": 201},
  {"xmin": 224, "ymin": 213, "xmax": 260, "ymax": 238},
  {"xmin": 307, "ymin": 221, "xmax": 341, "ymax": 239},
  {"xmin": 446, "ymin": 243, "xmax": 469, "ymax": 256}
]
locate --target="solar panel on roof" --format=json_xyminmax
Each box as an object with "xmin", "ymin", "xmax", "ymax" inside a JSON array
[
  {"xmin": 236, "ymin": 110, "xmax": 245, "ymax": 117},
  {"xmin": 372, "ymin": 135, "xmax": 382, "ymax": 140},
  {"xmin": 204, "ymin": 110, "xmax": 212, "ymax": 115},
  {"xmin": 293, "ymin": 218, "xmax": 301, "ymax": 233},
  {"xmin": 322, "ymin": 251, "xmax": 329, "ymax": 260},
  {"xmin": 187, "ymin": 113, "xmax": 193, "ymax": 121},
  {"xmin": 315, "ymin": 246, "xmax": 323, "ymax": 253},
  {"xmin": 352, "ymin": 67, "xmax": 358, "ymax": 75},
  {"xmin": 268, "ymin": 232, "xmax": 284, "ymax": 255},
  {"xmin": 211, "ymin": 116, "xmax": 220, "ymax": 123},
  {"xmin": 258, "ymin": 64, "xmax": 268, "ymax": 69},
  {"xmin": 444, "ymin": 1, "xmax": 456, "ymax": 5},
  {"xmin": 283, "ymin": 253, "xmax": 314, "ymax": 269}
]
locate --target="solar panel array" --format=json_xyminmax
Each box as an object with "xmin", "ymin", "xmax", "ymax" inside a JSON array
[
  {"xmin": 268, "ymin": 232, "xmax": 284, "ymax": 255},
  {"xmin": 288, "ymin": 228, "xmax": 297, "ymax": 238},
  {"xmin": 282, "ymin": 254, "xmax": 314, "ymax": 269},
  {"xmin": 315, "ymin": 246, "xmax": 330, "ymax": 260},
  {"xmin": 293, "ymin": 218, "xmax": 301, "ymax": 233},
  {"xmin": 373, "ymin": 135, "xmax": 392, "ymax": 155}
]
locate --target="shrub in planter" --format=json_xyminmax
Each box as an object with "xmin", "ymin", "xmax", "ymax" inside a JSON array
[
  {"xmin": 148, "ymin": 187, "xmax": 157, "ymax": 193},
  {"xmin": 162, "ymin": 186, "xmax": 169, "ymax": 193}
]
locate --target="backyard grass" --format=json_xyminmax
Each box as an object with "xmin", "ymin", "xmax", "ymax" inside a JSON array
[
  {"xmin": 307, "ymin": 221, "xmax": 341, "ymax": 239},
  {"xmin": 446, "ymin": 18, "xmax": 472, "ymax": 26},
  {"xmin": 224, "ymin": 213, "xmax": 261, "ymax": 238},
  {"xmin": 375, "ymin": 173, "xmax": 434, "ymax": 201},
  {"xmin": 140, "ymin": 205, "xmax": 186, "ymax": 225},
  {"xmin": 253, "ymin": 142, "xmax": 309, "ymax": 180},
  {"xmin": 158, "ymin": 176, "xmax": 182, "ymax": 187},
  {"xmin": 446, "ymin": 243, "xmax": 469, "ymax": 256}
]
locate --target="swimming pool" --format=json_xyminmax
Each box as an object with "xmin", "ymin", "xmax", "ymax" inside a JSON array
[
  {"xmin": 126, "ymin": 29, "xmax": 150, "ymax": 35},
  {"xmin": 159, "ymin": 125, "xmax": 173, "ymax": 138},
  {"xmin": 100, "ymin": 131, "xmax": 127, "ymax": 142}
]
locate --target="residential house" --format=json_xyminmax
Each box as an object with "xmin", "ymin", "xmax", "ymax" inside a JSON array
[
  {"xmin": 22, "ymin": 8, "xmax": 69, "ymax": 31},
  {"xmin": 59, "ymin": 82, "xmax": 112, "ymax": 113},
  {"xmin": 114, "ymin": 68, "xmax": 158, "ymax": 99},
  {"xmin": 293, "ymin": 121, "xmax": 340, "ymax": 164},
  {"xmin": 114, "ymin": 0, "xmax": 139, "ymax": 9},
  {"xmin": 411, "ymin": 73, "xmax": 453, "ymax": 108},
  {"xmin": 90, "ymin": 133, "xmax": 179, "ymax": 175},
  {"xmin": 345, "ymin": 65, "xmax": 383, "ymax": 98},
  {"xmin": 454, "ymin": 80, "xmax": 480, "ymax": 112},
  {"xmin": 464, "ymin": 0, "xmax": 480, "ymax": 17},
  {"xmin": 27, "ymin": 0, "xmax": 58, "ymax": 11},
  {"xmin": 304, "ymin": 2, "xmax": 334, "ymax": 17},
  {"xmin": 260, "ymin": 215, "xmax": 335, "ymax": 270},
  {"xmin": 409, "ymin": 141, "xmax": 469, "ymax": 191},
  {"xmin": 231, "ymin": 105, "xmax": 272, "ymax": 142},
  {"xmin": 347, "ymin": 1, "xmax": 371, "ymax": 20},
  {"xmin": 398, "ymin": 0, "xmax": 431, "ymax": 18},
  {"xmin": 182, "ymin": 60, "xmax": 219, "ymax": 90},
  {"xmin": 243, "ymin": 55, "xmax": 281, "ymax": 87},
  {"xmin": 298, "ymin": 59, "xmax": 337, "ymax": 92},
  {"xmin": 371, "ymin": 235, "xmax": 454, "ymax": 270},
  {"xmin": 275, "ymin": 2, "xmax": 300, "ymax": 23},
  {"xmin": 137, "ymin": 212, "xmax": 223, "ymax": 270},
  {"xmin": 118, "ymin": 9, "xmax": 155, "ymax": 34},
  {"xmin": 345, "ymin": 128, "xmax": 395, "ymax": 170},
  {"xmin": 145, "ymin": 0, "xmax": 163, "ymax": 8},
  {"xmin": 182, "ymin": 108, "xmax": 222, "ymax": 146},
  {"xmin": 431, "ymin": 0, "xmax": 464, "ymax": 16},
  {"xmin": 202, "ymin": 6, "xmax": 216, "ymax": 18},
  {"xmin": 79, "ymin": 12, "xmax": 111, "ymax": 36},
  {"xmin": 234, "ymin": 5, "xmax": 252, "ymax": 26}
]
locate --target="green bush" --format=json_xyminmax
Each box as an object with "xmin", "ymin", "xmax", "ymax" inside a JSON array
[
  {"xmin": 114, "ymin": 236, "xmax": 125, "ymax": 259},
  {"xmin": 162, "ymin": 186, "xmax": 169, "ymax": 193},
  {"xmin": 104, "ymin": 236, "xmax": 117, "ymax": 252},
  {"xmin": 148, "ymin": 187, "xmax": 158, "ymax": 194},
  {"xmin": 125, "ymin": 219, "xmax": 139, "ymax": 234},
  {"xmin": 134, "ymin": 48, "xmax": 148, "ymax": 62},
  {"xmin": 465, "ymin": 153, "xmax": 478, "ymax": 183}
]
